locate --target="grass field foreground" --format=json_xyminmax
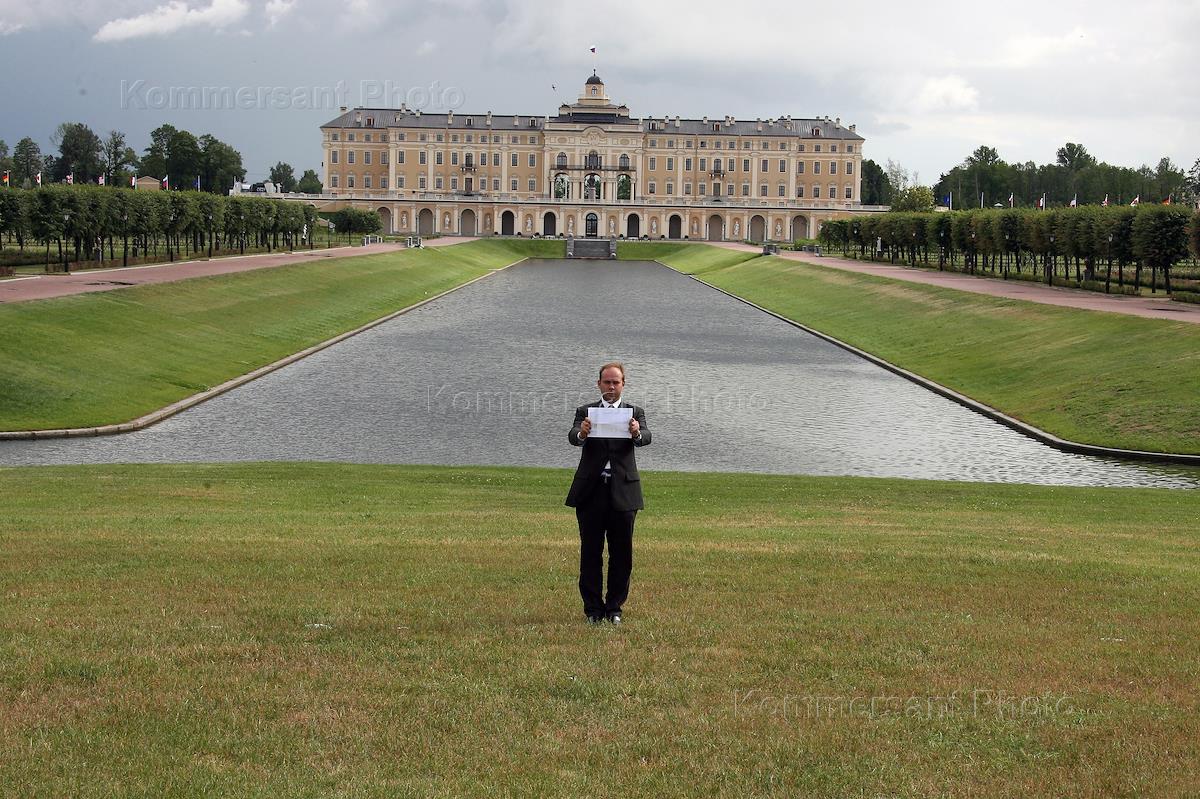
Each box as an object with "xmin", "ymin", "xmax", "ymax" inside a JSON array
[
  {"xmin": 0, "ymin": 238, "xmax": 562, "ymax": 431},
  {"xmin": 1, "ymin": 463, "xmax": 1197, "ymax": 797},
  {"xmin": 640, "ymin": 244, "xmax": 1200, "ymax": 455}
]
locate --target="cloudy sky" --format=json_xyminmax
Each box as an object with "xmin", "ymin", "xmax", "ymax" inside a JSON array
[{"xmin": 1, "ymin": 0, "xmax": 1196, "ymax": 185}]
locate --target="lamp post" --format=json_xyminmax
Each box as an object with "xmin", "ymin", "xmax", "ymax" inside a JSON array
[{"xmin": 62, "ymin": 211, "xmax": 70, "ymax": 273}]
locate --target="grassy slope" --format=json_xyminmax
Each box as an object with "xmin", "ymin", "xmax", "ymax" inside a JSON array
[
  {"xmin": 617, "ymin": 240, "xmax": 762, "ymax": 273},
  {"xmin": 0, "ymin": 239, "xmax": 561, "ymax": 431},
  {"xmin": 1, "ymin": 463, "xmax": 1197, "ymax": 797},
  {"xmin": 653, "ymin": 250, "xmax": 1200, "ymax": 455}
]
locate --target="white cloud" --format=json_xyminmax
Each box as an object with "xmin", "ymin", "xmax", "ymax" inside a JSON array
[
  {"xmin": 93, "ymin": 0, "xmax": 249, "ymax": 42},
  {"xmin": 913, "ymin": 75, "xmax": 979, "ymax": 113},
  {"xmin": 264, "ymin": 0, "xmax": 295, "ymax": 26},
  {"xmin": 415, "ymin": 39, "xmax": 437, "ymax": 56}
]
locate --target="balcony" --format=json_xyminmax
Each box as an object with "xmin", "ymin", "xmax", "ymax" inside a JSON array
[
  {"xmin": 551, "ymin": 163, "xmax": 635, "ymax": 172},
  {"xmin": 460, "ymin": 160, "xmax": 477, "ymax": 172}
]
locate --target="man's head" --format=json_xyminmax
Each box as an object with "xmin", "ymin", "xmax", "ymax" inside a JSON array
[{"xmin": 597, "ymin": 362, "xmax": 625, "ymax": 403}]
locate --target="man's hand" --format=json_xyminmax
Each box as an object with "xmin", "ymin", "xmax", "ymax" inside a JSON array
[
  {"xmin": 629, "ymin": 418, "xmax": 640, "ymax": 438},
  {"xmin": 579, "ymin": 418, "xmax": 591, "ymax": 440}
]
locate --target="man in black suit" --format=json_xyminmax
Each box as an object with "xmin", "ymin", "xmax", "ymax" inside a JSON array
[{"xmin": 566, "ymin": 362, "xmax": 651, "ymax": 626}]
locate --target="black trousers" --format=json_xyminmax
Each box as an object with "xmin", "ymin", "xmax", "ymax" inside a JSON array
[{"xmin": 576, "ymin": 478, "xmax": 636, "ymax": 617}]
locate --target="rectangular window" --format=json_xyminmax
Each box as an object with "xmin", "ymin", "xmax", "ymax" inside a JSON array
[
  {"xmin": 493, "ymin": 178, "xmax": 500, "ymax": 190},
  {"xmin": 778, "ymin": 184, "xmax": 786, "ymax": 197},
  {"xmin": 466, "ymin": 133, "xmax": 473, "ymax": 142},
  {"xmin": 436, "ymin": 133, "xmax": 443, "ymax": 142},
  {"xmin": 380, "ymin": 152, "xmax": 388, "ymax": 165},
  {"xmin": 528, "ymin": 178, "xmax": 536, "ymax": 191},
  {"xmin": 846, "ymin": 144, "xmax": 854, "ymax": 152},
  {"xmin": 364, "ymin": 151, "xmax": 372, "ymax": 165},
  {"xmin": 419, "ymin": 176, "xmax": 426, "ymax": 189},
  {"xmin": 830, "ymin": 144, "xmax": 838, "ymax": 153},
  {"xmin": 435, "ymin": 152, "xmax": 443, "ymax": 165},
  {"xmin": 667, "ymin": 139, "xmax": 674, "ymax": 148},
  {"xmin": 331, "ymin": 151, "xmax": 339, "ymax": 164},
  {"xmin": 397, "ymin": 176, "xmax": 404, "ymax": 188},
  {"xmin": 845, "ymin": 185, "xmax": 853, "ymax": 199},
  {"xmin": 814, "ymin": 144, "xmax": 821, "ymax": 152},
  {"xmin": 727, "ymin": 183, "xmax": 734, "ymax": 196},
  {"xmin": 510, "ymin": 153, "xmax": 518, "ymax": 167},
  {"xmin": 761, "ymin": 159, "xmax": 768, "ymax": 172},
  {"xmin": 331, "ymin": 133, "xmax": 339, "ymax": 141},
  {"xmin": 398, "ymin": 151, "xmax": 405, "ymax": 164},
  {"xmin": 813, "ymin": 161, "xmax": 820, "ymax": 175},
  {"xmin": 451, "ymin": 152, "xmax": 459, "ymax": 165},
  {"xmin": 331, "ymin": 175, "xmax": 339, "ymax": 187},
  {"xmin": 666, "ymin": 157, "xmax": 674, "ymax": 170},
  {"xmin": 830, "ymin": 162, "xmax": 837, "ymax": 175},
  {"xmin": 347, "ymin": 151, "xmax": 355, "ymax": 164},
  {"xmin": 759, "ymin": 184, "xmax": 767, "ymax": 197},
  {"xmin": 780, "ymin": 142, "xmax": 788, "ymax": 150},
  {"xmin": 778, "ymin": 159, "xmax": 786, "ymax": 173},
  {"xmin": 510, "ymin": 178, "xmax": 518, "ymax": 191},
  {"xmin": 451, "ymin": 134, "xmax": 458, "ymax": 142},
  {"xmin": 699, "ymin": 158, "xmax": 707, "ymax": 171},
  {"xmin": 727, "ymin": 158, "xmax": 734, "ymax": 171},
  {"xmin": 685, "ymin": 158, "xmax": 693, "ymax": 171},
  {"xmin": 435, "ymin": 177, "xmax": 443, "ymax": 189},
  {"xmin": 492, "ymin": 153, "xmax": 500, "ymax": 167},
  {"xmin": 699, "ymin": 140, "xmax": 706, "ymax": 148},
  {"xmin": 419, "ymin": 133, "xmax": 427, "ymax": 142},
  {"xmin": 364, "ymin": 175, "xmax": 371, "ymax": 188},
  {"xmin": 450, "ymin": 177, "xmax": 458, "ymax": 190},
  {"xmin": 665, "ymin": 182, "xmax": 674, "ymax": 194},
  {"xmin": 511, "ymin": 135, "xmax": 518, "ymax": 144},
  {"xmin": 846, "ymin": 161, "xmax": 853, "ymax": 174},
  {"xmin": 649, "ymin": 157, "xmax": 657, "ymax": 170},
  {"xmin": 648, "ymin": 182, "xmax": 656, "ymax": 194},
  {"xmin": 741, "ymin": 183, "xmax": 749, "ymax": 196},
  {"xmin": 796, "ymin": 185, "xmax": 804, "ymax": 198},
  {"xmin": 686, "ymin": 140, "xmax": 693, "ymax": 147},
  {"xmin": 742, "ymin": 141, "xmax": 750, "ymax": 149},
  {"xmin": 698, "ymin": 183, "xmax": 707, "ymax": 195},
  {"xmin": 742, "ymin": 159, "xmax": 750, "ymax": 172},
  {"xmin": 347, "ymin": 133, "xmax": 355, "ymax": 141},
  {"xmin": 649, "ymin": 138, "xmax": 657, "ymax": 148},
  {"xmin": 419, "ymin": 151, "xmax": 427, "ymax": 165},
  {"xmin": 528, "ymin": 153, "xmax": 536, "ymax": 167},
  {"xmin": 798, "ymin": 143, "xmax": 805, "ymax": 152},
  {"xmin": 683, "ymin": 183, "xmax": 692, "ymax": 195},
  {"xmin": 347, "ymin": 175, "xmax": 355, "ymax": 188},
  {"xmin": 797, "ymin": 161, "xmax": 805, "ymax": 174},
  {"xmin": 812, "ymin": 185, "xmax": 820, "ymax": 198}
]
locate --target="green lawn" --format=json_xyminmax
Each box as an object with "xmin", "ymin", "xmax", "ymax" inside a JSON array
[
  {"xmin": 617, "ymin": 240, "xmax": 762, "ymax": 273},
  {"xmin": 2, "ymin": 463, "xmax": 1197, "ymax": 797},
  {"xmin": 0, "ymin": 239, "xmax": 559, "ymax": 431},
  {"xmin": 643, "ymin": 247, "xmax": 1200, "ymax": 455}
]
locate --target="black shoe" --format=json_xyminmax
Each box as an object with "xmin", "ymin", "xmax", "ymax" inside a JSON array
[
  {"xmin": 586, "ymin": 614, "xmax": 604, "ymax": 625},
  {"xmin": 606, "ymin": 612, "xmax": 622, "ymax": 626}
]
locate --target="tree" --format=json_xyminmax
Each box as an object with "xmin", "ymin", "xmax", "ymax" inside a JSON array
[
  {"xmin": 296, "ymin": 169, "xmax": 322, "ymax": 194},
  {"xmin": 1153, "ymin": 157, "xmax": 1185, "ymax": 202},
  {"xmin": 885, "ymin": 159, "xmax": 910, "ymax": 193},
  {"xmin": 0, "ymin": 140, "xmax": 10, "ymax": 178},
  {"xmin": 1131, "ymin": 205, "xmax": 1190, "ymax": 293},
  {"xmin": 140, "ymin": 124, "xmax": 177, "ymax": 180},
  {"xmin": 51, "ymin": 122, "xmax": 104, "ymax": 183},
  {"xmin": 268, "ymin": 161, "xmax": 297, "ymax": 192},
  {"xmin": 1056, "ymin": 143, "xmax": 1097, "ymax": 172},
  {"xmin": 199, "ymin": 134, "xmax": 245, "ymax": 193},
  {"xmin": 101, "ymin": 130, "xmax": 137, "ymax": 185},
  {"xmin": 12, "ymin": 137, "xmax": 42, "ymax": 187},
  {"xmin": 889, "ymin": 186, "xmax": 934, "ymax": 213},
  {"xmin": 166, "ymin": 129, "xmax": 202, "ymax": 189}
]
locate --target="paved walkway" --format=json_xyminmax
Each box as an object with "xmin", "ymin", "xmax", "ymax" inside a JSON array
[
  {"xmin": 710, "ymin": 242, "xmax": 1200, "ymax": 324},
  {"xmin": 0, "ymin": 237, "xmax": 477, "ymax": 304}
]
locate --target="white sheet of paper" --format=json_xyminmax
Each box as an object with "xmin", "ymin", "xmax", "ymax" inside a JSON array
[{"xmin": 587, "ymin": 406, "xmax": 633, "ymax": 439}]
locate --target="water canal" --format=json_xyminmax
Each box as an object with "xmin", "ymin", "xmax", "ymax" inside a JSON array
[{"xmin": 2, "ymin": 259, "xmax": 1196, "ymax": 488}]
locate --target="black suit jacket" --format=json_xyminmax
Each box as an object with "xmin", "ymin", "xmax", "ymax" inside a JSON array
[{"xmin": 565, "ymin": 401, "xmax": 651, "ymax": 511}]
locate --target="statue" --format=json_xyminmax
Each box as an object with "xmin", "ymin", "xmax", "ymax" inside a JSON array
[
  {"xmin": 400, "ymin": 211, "xmax": 408, "ymax": 227},
  {"xmin": 443, "ymin": 212, "xmax": 451, "ymax": 228},
  {"xmin": 526, "ymin": 216, "xmax": 533, "ymax": 231},
  {"xmin": 775, "ymin": 221, "xmax": 782, "ymax": 237},
  {"xmin": 608, "ymin": 218, "xmax": 615, "ymax": 234},
  {"xmin": 733, "ymin": 219, "xmax": 740, "ymax": 237},
  {"xmin": 691, "ymin": 219, "xmax": 699, "ymax": 234},
  {"xmin": 650, "ymin": 218, "xmax": 658, "ymax": 234},
  {"xmin": 567, "ymin": 217, "xmax": 575, "ymax": 234}
]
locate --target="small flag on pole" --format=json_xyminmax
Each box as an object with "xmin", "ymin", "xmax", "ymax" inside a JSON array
[
  {"xmin": 162, "ymin": 175, "xmax": 169, "ymax": 190},
  {"xmin": 1163, "ymin": 194, "xmax": 1172, "ymax": 205},
  {"xmin": 35, "ymin": 172, "xmax": 42, "ymax": 186},
  {"xmin": 97, "ymin": 175, "xmax": 105, "ymax": 185},
  {"xmin": 1102, "ymin": 194, "xmax": 1109, "ymax": 207},
  {"xmin": 194, "ymin": 175, "xmax": 201, "ymax": 190},
  {"xmin": 66, "ymin": 173, "xmax": 74, "ymax": 185},
  {"xmin": 1130, "ymin": 195, "xmax": 1139, "ymax": 206},
  {"xmin": 1037, "ymin": 194, "xmax": 1044, "ymax": 209},
  {"xmin": 131, "ymin": 175, "xmax": 137, "ymax": 188},
  {"xmin": 2, "ymin": 170, "xmax": 8, "ymax": 187},
  {"xmin": 1008, "ymin": 192, "xmax": 1014, "ymax": 208},
  {"xmin": 1069, "ymin": 194, "xmax": 1077, "ymax": 207}
]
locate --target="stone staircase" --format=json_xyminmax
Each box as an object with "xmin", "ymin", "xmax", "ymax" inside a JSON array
[{"xmin": 567, "ymin": 237, "xmax": 616, "ymax": 259}]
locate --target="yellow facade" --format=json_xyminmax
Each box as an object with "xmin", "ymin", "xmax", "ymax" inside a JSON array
[{"xmin": 316, "ymin": 75, "xmax": 874, "ymax": 241}]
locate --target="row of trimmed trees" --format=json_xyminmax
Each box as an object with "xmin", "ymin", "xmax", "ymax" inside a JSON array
[
  {"xmin": 818, "ymin": 206, "xmax": 1200, "ymax": 295},
  {"xmin": 0, "ymin": 185, "xmax": 320, "ymax": 270}
]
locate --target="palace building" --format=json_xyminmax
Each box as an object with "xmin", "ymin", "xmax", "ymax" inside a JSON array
[{"xmin": 315, "ymin": 73, "xmax": 873, "ymax": 241}]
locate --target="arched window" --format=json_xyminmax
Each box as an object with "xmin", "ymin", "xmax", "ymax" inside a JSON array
[
  {"xmin": 584, "ymin": 173, "xmax": 601, "ymax": 200},
  {"xmin": 618, "ymin": 153, "xmax": 630, "ymax": 170},
  {"xmin": 556, "ymin": 152, "xmax": 567, "ymax": 168},
  {"xmin": 617, "ymin": 174, "xmax": 632, "ymax": 201},
  {"xmin": 554, "ymin": 174, "xmax": 569, "ymax": 199},
  {"xmin": 586, "ymin": 151, "xmax": 601, "ymax": 170}
]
